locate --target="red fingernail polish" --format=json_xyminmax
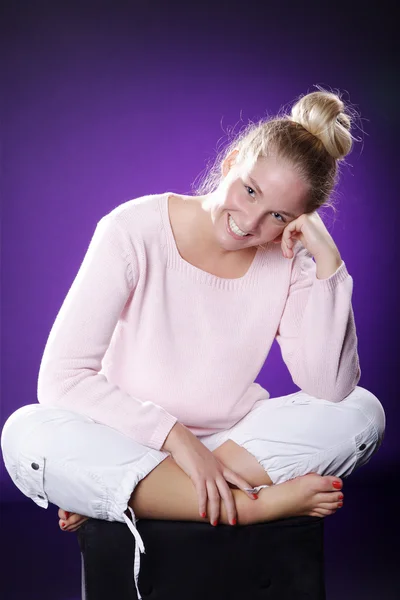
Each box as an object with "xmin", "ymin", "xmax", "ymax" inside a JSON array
[
  {"xmin": 252, "ymin": 494, "xmax": 258, "ymax": 499},
  {"xmin": 212, "ymin": 520, "xmax": 218, "ymax": 526},
  {"xmin": 332, "ymin": 481, "xmax": 342, "ymax": 489},
  {"xmin": 65, "ymin": 512, "xmax": 70, "ymax": 519},
  {"xmin": 232, "ymin": 518, "xmax": 237, "ymax": 525},
  {"xmin": 61, "ymin": 522, "xmax": 66, "ymax": 528},
  {"xmin": 201, "ymin": 512, "xmax": 206, "ymax": 518}
]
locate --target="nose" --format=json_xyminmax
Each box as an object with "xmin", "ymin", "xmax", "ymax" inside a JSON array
[{"xmin": 240, "ymin": 207, "xmax": 265, "ymax": 234}]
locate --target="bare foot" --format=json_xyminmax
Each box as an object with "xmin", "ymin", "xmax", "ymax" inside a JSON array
[
  {"xmin": 247, "ymin": 473, "xmax": 344, "ymax": 524},
  {"xmin": 58, "ymin": 508, "xmax": 89, "ymax": 532}
]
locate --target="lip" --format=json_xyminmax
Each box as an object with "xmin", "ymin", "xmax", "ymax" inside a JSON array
[{"xmin": 226, "ymin": 213, "xmax": 251, "ymax": 240}]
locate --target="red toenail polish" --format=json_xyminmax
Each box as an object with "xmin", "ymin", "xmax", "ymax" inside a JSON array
[
  {"xmin": 339, "ymin": 494, "xmax": 344, "ymax": 500},
  {"xmin": 332, "ymin": 481, "xmax": 342, "ymax": 489},
  {"xmin": 338, "ymin": 502, "xmax": 343, "ymax": 507}
]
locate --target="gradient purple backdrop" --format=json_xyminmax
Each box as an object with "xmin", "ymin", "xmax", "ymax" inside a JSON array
[
  {"xmin": 1, "ymin": 2, "xmax": 399, "ymax": 499},
  {"xmin": 1, "ymin": 0, "xmax": 398, "ymax": 598}
]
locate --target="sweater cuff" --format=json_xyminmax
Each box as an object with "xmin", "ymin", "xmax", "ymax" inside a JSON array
[
  {"xmin": 314, "ymin": 260, "xmax": 350, "ymax": 292},
  {"xmin": 148, "ymin": 412, "xmax": 179, "ymax": 451}
]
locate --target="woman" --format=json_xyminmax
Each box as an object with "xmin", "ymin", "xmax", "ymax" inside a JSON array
[{"xmin": 1, "ymin": 89, "xmax": 385, "ymax": 599}]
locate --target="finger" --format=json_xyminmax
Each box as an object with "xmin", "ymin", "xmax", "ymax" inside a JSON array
[
  {"xmin": 282, "ymin": 220, "xmax": 301, "ymax": 249},
  {"xmin": 282, "ymin": 242, "xmax": 292, "ymax": 259},
  {"xmin": 195, "ymin": 479, "xmax": 208, "ymax": 519},
  {"xmin": 217, "ymin": 479, "xmax": 237, "ymax": 525},
  {"xmin": 206, "ymin": 480, "xmax": 221, "ymax": 525},
  {"xmin": 281, "ymin": 234, "xmax": 294, "ymax": 259},
  {"xmin": 283, "ymin": 230, "xmax": 298, "ymax": 255}
]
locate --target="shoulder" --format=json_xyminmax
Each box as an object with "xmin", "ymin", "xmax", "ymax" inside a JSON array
[
  {"xmin": 103, "ymin": 192, "xmax": 166, "ymax": 227},
  {"xmin": 94, "ymin": 193, "xmax": 169, "ymax": 247}
]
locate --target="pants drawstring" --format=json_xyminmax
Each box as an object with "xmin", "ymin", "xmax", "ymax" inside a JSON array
[
  {"xmin": 243, "ymin": 484, "xmax": 270, "ymax": 493},
  {"xmin": 122, "ymin": 506, "xmax": 146, "ymax": 600}
]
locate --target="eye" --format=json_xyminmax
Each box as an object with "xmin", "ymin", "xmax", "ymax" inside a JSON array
[
  {"xmin": 271, "ymin": 212, "xmax": 286, "ymax": 223},
  {"xmin": 244, "ymin": 185, "xmax": 256, "ymax": 199}
]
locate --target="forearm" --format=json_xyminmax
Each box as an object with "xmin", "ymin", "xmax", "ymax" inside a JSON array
[
  {"xmin": 314, "ymin": 248, "xmax": 343, "ymax": 280},
  {"xmin": 161, "ymin": 421, "xmax": 188, "ymax": 452},
  {"xmin": 278, "ymin": 259, "xmax": 360, "ymax": 401}
]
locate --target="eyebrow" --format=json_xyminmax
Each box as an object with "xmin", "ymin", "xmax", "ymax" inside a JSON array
[{"xmin": 248, "ymin": 176, "xmax": 297, "ymax": 219}]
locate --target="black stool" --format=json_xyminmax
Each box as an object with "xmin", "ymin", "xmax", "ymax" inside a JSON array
[{"xmin": 77, "ymin": 516, "xmax": 326, "ymax": 599}]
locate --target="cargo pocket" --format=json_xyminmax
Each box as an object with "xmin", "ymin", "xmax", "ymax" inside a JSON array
[{"xmin": 16, "ymin": 450, "xmax": 49, "ymax": 508}]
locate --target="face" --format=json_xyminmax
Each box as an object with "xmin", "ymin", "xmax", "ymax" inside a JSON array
[{"xmin": 204, "ymin": 150, "xmax": 310, "ymax": 250}]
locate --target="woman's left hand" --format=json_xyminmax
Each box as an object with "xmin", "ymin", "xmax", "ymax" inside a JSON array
[{"xmin": 280, "ymin": 211, "xmax": 340, "ymax": 260}]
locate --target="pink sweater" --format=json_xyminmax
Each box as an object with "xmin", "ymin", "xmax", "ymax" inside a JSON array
[{"xmin": 37, "ymin": 192, "xmax": 361, "ymax": 451}]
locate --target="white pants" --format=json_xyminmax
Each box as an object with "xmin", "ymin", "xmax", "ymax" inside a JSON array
[{"xmin": 0, "ymin": 385, "xmax": 385, "ymax": 599}]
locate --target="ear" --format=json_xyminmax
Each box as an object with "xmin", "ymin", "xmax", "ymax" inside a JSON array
[{"xmin": 221, "ymin": 148, "xmax": 239, "ymax": 177}]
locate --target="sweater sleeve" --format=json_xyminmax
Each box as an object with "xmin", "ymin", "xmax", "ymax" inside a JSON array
[
  {"xmin": 37, "ymin": 214, "xmax": 178, "ymax": 450},
  {"xmin": 275, "ymin": 243, "xmax": 361, "ymax": 402}
]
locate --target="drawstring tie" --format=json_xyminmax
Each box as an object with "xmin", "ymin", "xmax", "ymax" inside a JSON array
[
  {"xmin": 121, "ymin": 485, "xmax": 270, "ymax": 598},
  {"xmin": 244, "ymin": 484, "xmax": 270, "ymax": 494},
  {"xmin": 122, "ymin": 506, "xmax": 146, "ymax": 600}
]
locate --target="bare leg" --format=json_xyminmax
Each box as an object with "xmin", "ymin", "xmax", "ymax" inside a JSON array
[
  {"xmin": 129, "ymin": 455, "xmax": 344, "ymax": 526},
  {"xmin": 59, "ymin": 440, "xmax": 344, "ymax": 530},
  {"xmin": 129, "ymin": 455, "xmax": 250, "ymax": 524}
]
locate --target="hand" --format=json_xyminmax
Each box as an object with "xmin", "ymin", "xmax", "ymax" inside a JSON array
[
  {"xmin": 162, "ymin": 423, "xmax": 258, "ymax": 526},
  {"xmin": 276, "ymin": 212, "xmax": 341, "ymax": 261},
  {"xmin": 58, "ymin": 508, "xmax": 89, "ymax": 532}
]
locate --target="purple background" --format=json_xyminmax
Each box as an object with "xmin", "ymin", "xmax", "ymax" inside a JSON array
[{"xmin": 1, "ymin": 1, "xmax": 398, "ymax": 598}]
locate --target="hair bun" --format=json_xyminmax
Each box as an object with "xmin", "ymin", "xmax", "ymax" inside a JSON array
[{"xmin": 290, "ymin": 90, "xmax": 353, "ymax": 159}]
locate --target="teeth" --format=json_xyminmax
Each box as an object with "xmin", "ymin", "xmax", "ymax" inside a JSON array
[{"xmin": 229, "ymin": 214, "xmax": 249, "ymax": 237}]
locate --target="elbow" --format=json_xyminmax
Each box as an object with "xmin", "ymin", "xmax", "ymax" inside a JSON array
[
  {"xmin": 37, "ymin": 371, "xmax": 60, "ymax": 407},
  {"xmin": 296, "ymin": 370, "xmax": 361, "ymax": 404},
  {"xmin": 304, "ymin": 355, "xmax": 362, "ymax": 403},
  {"xmin": 37, "ymin": 386, "xmax": 57, "ymax": 407},
  {"xmin": 323, "ymin": 371, "xmax": 361, "ymax": 404},
  {"xmin": 324, "ymin": 389, "xmax": 353, "ymax": 403},
  {"xmin": 330, "ymin": 362, "xmax": 361, "ymax": 403}
]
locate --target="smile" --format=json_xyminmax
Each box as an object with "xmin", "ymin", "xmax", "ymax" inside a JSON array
[{"xmin": 227, "ymin": 213, "xmax": 251, "ymax": 239}]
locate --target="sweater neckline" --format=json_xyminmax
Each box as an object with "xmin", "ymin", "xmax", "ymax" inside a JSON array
[{"xmin": 160, "ymin": 192, "xmax": 264, "ymax": 287}]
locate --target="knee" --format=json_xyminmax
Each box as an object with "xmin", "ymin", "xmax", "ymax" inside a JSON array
[
  {"xmin": 1, "ymin": 404, "xmax": 46, "ymax": 462},
  {"xmin": 345, "ymin": 386, "xmax": 386, "ymax": 442}
]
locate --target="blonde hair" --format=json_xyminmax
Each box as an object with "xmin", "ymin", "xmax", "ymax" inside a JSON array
[{"xmin": 192, "ymin": 88, "xmax": 359, "ymax": 214}]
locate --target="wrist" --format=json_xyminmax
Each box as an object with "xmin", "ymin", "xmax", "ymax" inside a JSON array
[
  {"xmin": 314, "ymin": 249, "xmax": 342, "ymax": 280},
  {"xmin": 161, "ymin": 421, "xmax": 186, "ymax": 452}
]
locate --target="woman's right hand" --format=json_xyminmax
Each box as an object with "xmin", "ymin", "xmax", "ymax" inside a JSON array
[{"xmin": 162, "ymin": 423, "xmax": 258, "ymax": 526}]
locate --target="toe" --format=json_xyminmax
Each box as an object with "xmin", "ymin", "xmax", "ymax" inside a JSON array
[
  {"xmin": 318, "ymin": 500, "xmax": 343, "ymax": 512},
  {"xmin": 58, "ymin": 508, "xmax": 70, "ymax": 520},
  {"xmin": 60, "ymin": 514, "xmax": 89, "ymax": 532},
  {"xmin": 59, "ymin": 519, "xmax": 68, "ymax": 530},
  {"xmin": 328, "ymin": 475, "xmax": 343, "ymax": 491},
  {"xmin": 312, "ymin": 507, "xmax": 335, "ymax": 517}
]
